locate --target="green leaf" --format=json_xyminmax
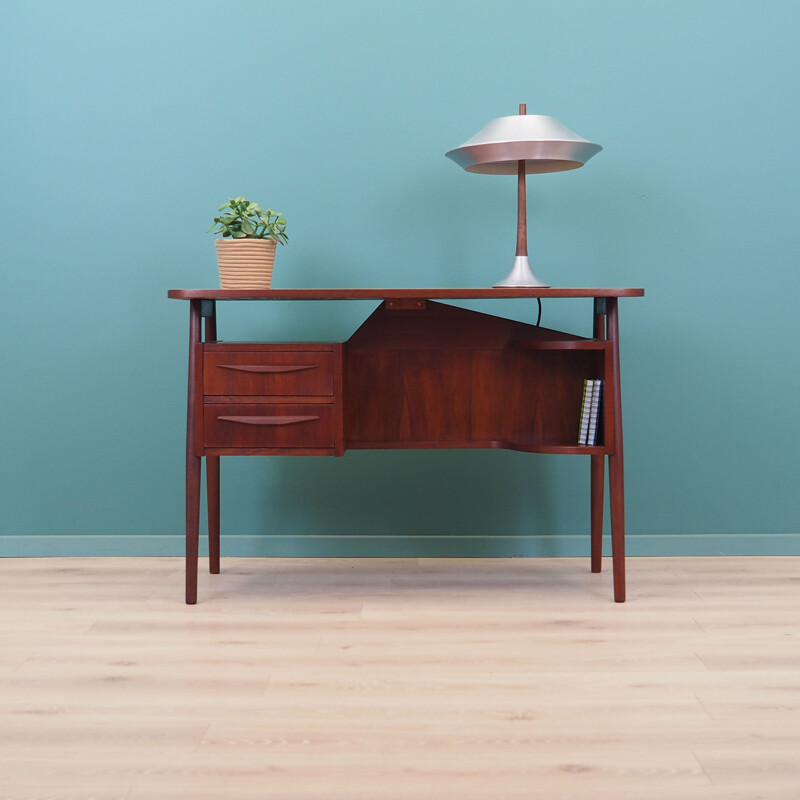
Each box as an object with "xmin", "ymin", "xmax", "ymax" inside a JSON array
[{"xmin": 210, "ymin": 198, "xmax": 287, "ymax": 237}]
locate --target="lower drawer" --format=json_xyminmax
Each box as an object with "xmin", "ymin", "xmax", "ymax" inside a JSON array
[{"xmin": 204, "ymin": 403, "xmax": 335, "ymax": 449}]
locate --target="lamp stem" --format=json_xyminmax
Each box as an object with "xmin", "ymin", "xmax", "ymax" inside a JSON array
[
  {"xmin": 516, "ymin": 103, "xmax": 527, "ymax": 258},
  {"xmin": 516, "ymin": 159, "xmax": 527, "ymax": 257}
]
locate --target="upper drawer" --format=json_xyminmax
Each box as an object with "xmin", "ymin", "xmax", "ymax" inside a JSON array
[{"xmin": 204, "ymin": 350, "xmax": 334, "ymax": 396}]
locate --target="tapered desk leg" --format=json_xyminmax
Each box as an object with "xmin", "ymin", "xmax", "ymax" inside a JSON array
[
  {"xmin": 606, "ymin": 298, "xmax": 626, "ymax": 602},
  {"xmin": 203, "ymin": 304, "xmax": 220, "ymax": 576},
  {"xmin": 591, "ymin": 456, "xmax": 604, "ymax": 573},
  {"xmin": 207, "ymin": 456, "xmax": 220, "ymax": 574},
  {"xmin": 590, "ymin": 303, "xmax": 606, "ymax": 574},
  {"xmin": 185, "ymin": 300, "xmax": 201, "ymax": 604},
  {"xmin": 186, "ymin": 458, "xmax": 200, "ymax": 604},
  {"xmin": 608, "ymin": 453, "xmax": 625, "ymax": 601}
]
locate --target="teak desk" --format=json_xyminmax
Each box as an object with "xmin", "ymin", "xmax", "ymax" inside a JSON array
[{"xmin": 168, "ymin": 288, "xmax": 644, "ymax": 604}]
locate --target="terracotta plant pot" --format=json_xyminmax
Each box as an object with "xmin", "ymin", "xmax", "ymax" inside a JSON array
[{"xmin": 215, "ymin": 238, "xmax": 277, "ymax": 289}]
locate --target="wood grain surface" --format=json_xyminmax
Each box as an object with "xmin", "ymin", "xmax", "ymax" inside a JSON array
[
  {"xmin": 344, "ymin": 301, "xmax": 604, "ymax": 449},
  {"xmin": 1, "ymin": 556, "xmax": 799, "ymax": 799},
  {"xmin": 168, "ymin": 288, "xmax": 645, "ymax": 300}
]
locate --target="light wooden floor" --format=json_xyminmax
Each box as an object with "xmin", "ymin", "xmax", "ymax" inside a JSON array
[{"xmin": 1, "ymin": 556, "xmax": 799, "ymax": 800}]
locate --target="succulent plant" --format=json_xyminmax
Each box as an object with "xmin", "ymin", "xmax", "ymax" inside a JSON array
[{"xmin": 208, "ymin": 196, "xmax": 288, "ymax": 244}]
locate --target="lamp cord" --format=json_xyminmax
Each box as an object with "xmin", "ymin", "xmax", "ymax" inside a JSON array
[{"xmin": 536, "ymin": 298, "xmax": 542, "ymax": 326}]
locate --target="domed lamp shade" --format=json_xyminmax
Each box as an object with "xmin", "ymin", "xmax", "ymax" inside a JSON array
[{"xmin": 446, "ymin": 104, "xmax": 602, "ymax": 287}]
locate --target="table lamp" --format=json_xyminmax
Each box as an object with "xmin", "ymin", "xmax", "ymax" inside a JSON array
[{"xmin": 446, "ymin": 104, "xmax": 602, "ymax": 287}]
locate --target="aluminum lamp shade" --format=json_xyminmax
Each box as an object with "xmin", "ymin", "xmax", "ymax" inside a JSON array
[
  {"xmin": 446, "ymin": 114, "xmax": 602, "ymax": 175},
  {"xmin": 446, "ymin": 109, "xmax": 602, "ymax": 287}
]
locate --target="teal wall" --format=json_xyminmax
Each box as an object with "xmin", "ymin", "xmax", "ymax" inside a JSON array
[{"xmin": 2, "ymin": 0, "xmax": 799, "ymax": 557}]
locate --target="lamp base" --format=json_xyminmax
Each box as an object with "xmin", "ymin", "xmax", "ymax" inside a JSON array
[{"xmin": 493, "ymin": 256, "xmax": 550, "ymax": 288}]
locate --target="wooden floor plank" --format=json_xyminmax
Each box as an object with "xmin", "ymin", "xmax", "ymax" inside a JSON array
[{"xmin": 1, "ymin": 556, "xmax": 799, "ymax": 798}]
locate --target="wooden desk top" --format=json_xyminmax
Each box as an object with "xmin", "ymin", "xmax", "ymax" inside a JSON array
[{"xmin": 168, "ymin": 288, "xmax": 644, "ymax": 301}]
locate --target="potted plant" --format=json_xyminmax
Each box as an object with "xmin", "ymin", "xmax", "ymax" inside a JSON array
[{"xmin": 208, "ymin": 197, "xmax": 288, "ymax": 289}]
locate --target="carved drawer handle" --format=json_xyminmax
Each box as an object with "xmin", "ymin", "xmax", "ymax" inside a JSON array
[
  {"xmin": 218, "ymin": 364, "xmax": 318, "ymax": 374},
  {"xmin": 218, "ymin": 415, "xmax": 320, "ymax": 426}
]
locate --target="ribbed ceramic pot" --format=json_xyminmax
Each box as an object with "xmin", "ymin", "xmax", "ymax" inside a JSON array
[{"xmin": 215, "ymin": 238, "xmax": 277, "ymax": 289}]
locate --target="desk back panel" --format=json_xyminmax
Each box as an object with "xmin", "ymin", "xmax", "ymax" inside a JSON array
[{"xmin": 344, "ymin": 302, "xmax": 603, "ymax": 449}]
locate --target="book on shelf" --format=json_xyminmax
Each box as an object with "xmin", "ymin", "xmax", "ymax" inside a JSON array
[
  {"xmin": 578, "ymin": 378, "xmax": 603, "ymax": 446},
  {"xmin": 587, "ymin": 379, "xmax": 603, "ymax": 446},
  {"xmin": 578, "ymin": 379, "xmax": 593, "ymax": 445}
]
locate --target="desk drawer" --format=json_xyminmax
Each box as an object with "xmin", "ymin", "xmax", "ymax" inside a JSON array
[
  {"xmin": 204, "ymin": 403, "xmax": 335, "ymax": 449},
  {"xmin": 204, "ymin": 350, "xmax": 334, "ymax": 396}
]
